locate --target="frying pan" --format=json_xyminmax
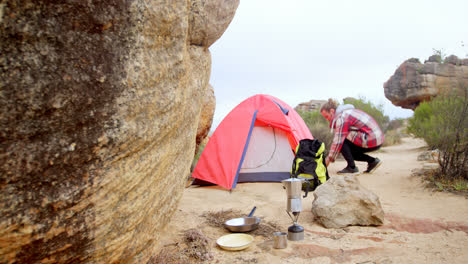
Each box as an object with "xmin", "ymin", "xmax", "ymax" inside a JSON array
[{"xmin": 224, "ymin": 206, "xmax": 261, "ymax": 232}]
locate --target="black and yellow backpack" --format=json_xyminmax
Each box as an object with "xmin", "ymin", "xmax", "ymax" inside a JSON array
[{"xmin": 291, "ymin": 139, "xmax": 329, "ymax": 192}]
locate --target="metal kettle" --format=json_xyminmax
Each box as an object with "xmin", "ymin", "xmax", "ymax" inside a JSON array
[
  {"xmin": 281, "ymin": 178, "xmax": 303, "ymax": 199},
  {"xmin": 282, "ymin": 177, "xmax": 311, "ymax": 198}
]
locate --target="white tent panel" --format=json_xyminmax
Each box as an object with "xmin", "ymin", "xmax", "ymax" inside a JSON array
[{"xmin": 240, "ymin": 126, "xmax": 295, "ymax": 173}]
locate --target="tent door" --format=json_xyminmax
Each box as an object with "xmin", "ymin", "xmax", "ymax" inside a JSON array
[{"xmin": 238, "ymin": 126, "xmax": 294, "ymax": 182}]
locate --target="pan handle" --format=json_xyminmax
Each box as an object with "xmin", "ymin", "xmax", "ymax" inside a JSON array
[{"xmin": 248, "ymin": 206, "xmax": 257, "ymax": 217}]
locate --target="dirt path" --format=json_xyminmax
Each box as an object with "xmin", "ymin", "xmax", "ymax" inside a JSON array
[{"xmin": 157, "ymin": 137, "xmax": 468, "ymax": 264}]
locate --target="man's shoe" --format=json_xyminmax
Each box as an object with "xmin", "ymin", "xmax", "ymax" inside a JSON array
[
  {"xmin": 337, "ymin": 166, "xmax": 360, "ymax": 175},
  {"xmin": 365, "ymin": 158, "xmax": 382, "ymax": 173}
]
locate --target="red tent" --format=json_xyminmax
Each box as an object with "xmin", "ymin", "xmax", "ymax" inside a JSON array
[{"xmin": 192, "ymin": 94, "xmax": 313, "ymax": 190}]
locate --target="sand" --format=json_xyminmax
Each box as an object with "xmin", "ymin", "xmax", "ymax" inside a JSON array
[{"xmin": 156, "ymin": 137, "xmax": 468, "ymax": 264}]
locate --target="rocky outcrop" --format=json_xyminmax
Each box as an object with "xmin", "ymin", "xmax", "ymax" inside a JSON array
[
  {"xmin": 190, "ymin": 0, "xmax": 240, "ymax": 47},
  {"xmin": 295, "ymin": 100, "xmax": 327, "ymax": 112},
  {"xmin": 0, "ymin": 0, "xmax": 238, "ymax": 263},
  {"xmin": 384, "ymin": 55, "xmax": 468, "ymax": 110},
  {"xmin": 196, "ymin": 84, "xmax": 215, "ymax": 153},
  {"xmin": 311, "ymin": 175, "xmax": 384, "ymax": 228}
]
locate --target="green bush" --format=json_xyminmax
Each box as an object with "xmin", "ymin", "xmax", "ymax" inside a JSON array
[
  {"xmin": 191, "ymin": 141, "xmax": 206, "ymax": 171},
  {"xmin": 382, "ymin": 129, "xmax": 402, "ymax": 147},
  {"xmin": 297, "ymin": 110, "xmax": 333, "ymax": 155},
  {"xmin": 386, "ymin": 118, "xmax": 405, "ymax": 131},
  {"xmin": 407, "ymin": 90, "xmax": 468, "ymax": 180},
  {"xmin": 407, "ymin": 102, "xmax": 432, "ymax": 139},
  {"xmin": 297, "ymin": 110, "xmax": 328, "ymax": 127}
]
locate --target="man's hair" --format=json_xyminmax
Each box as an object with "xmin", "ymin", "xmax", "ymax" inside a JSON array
[{"xmin": 320, "ymin": 98, "xmax": 338, "ymax": 112}]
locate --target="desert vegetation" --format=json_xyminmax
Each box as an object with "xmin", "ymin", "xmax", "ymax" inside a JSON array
[
  {"xmin": 407, "ymin": 89, "xmax": 468, "ymax": 192},
  {"xmin": 296, "ymin": 110, "xmax": 334, "ymax": 155}
]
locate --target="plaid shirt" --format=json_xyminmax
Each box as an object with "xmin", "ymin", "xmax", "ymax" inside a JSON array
[{"xmin": 328, "ymin": 109, "xmax": 384, "ymax": 162}]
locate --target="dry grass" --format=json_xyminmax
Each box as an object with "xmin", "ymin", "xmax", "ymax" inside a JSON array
[
  {"xmin": 151, "ymin": 210, "xmax": 284, "ymax": 263},
  {"xmin": 382, "ymin": 129, "xmax": 403, "ymax": 147},
  {"xmin": 183, "ymin": 229, "xmax": 214, "ymax": 261},
  {"xmin": 149, "ymin": 246, "xmax": 190, "ymax": 264},
  {"xmin": 201, "ymin": 209, "xmax": 244, "ymax": 228},
  {"xmin": 150, "ymin": 229, "xmax": 213, "ymax": 264},
  {"xmin": 251, "ymin": 220, "xmax": 282, "ymax": 238},
  {"xmin": 412, "ymin": 169, "xmax": 468, "ymax": 197},
  {"xmin": 235, "ymin": 256, "xmax": 259, "ymax": 263}
]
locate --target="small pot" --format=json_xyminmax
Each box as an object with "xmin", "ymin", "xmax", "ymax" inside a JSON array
[
  {"xmin": 273, "ymin": 232, "xmax": 287, "ymax": 249},
  {"xmin": 224, "ymin": 206, "xmax": 261, "ymax": 232}
]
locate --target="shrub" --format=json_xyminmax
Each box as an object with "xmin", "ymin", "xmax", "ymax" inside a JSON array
[
  {"xmin": 407, "ymin": 90, "xmax": 468, "ymax": 180},
  {"xmin": 297, "ymin": 109, "xmax": 328, "ymax": 127},
  {"xmin": 191, "ymin": 140, "xmax": 207, "ymax": 171},
  {"xmin": 297, "ymin": 110, "xmax": 333, "ymax": 155},
  {"xmin": 407, "ymin": 102, "xmax": 432, "ymax": 139},
  {"xmin": 386, "ymin": 118, "xmax": 405, "ymax": 131},
  {"xmin": 309, "ymin": 123, "xmax": 334, "ymax": 156},
  {"xmin": 382, "ymin": 129, "xmax": 402, "ymax": 147}
]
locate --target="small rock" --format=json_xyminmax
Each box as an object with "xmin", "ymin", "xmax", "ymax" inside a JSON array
[{"xmin": 423, "ymin": 163, "xmax": 439, "ymax": 171}]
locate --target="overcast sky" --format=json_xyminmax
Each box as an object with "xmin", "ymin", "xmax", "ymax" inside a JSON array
[{"xmin": 208, "ymin": 0, "xmax": 468, "ymax": 129}]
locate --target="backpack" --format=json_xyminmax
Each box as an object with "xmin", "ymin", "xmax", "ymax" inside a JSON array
[{"xmin": 291, "ymin": 139, "xmax": 329, "ymax": 193}]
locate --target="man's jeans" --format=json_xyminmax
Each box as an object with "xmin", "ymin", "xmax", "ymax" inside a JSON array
[{"xmin": 340, "ymin": 139, "xmax": 381, "ymax": 168}]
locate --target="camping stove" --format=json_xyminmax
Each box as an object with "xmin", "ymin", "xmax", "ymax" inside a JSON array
[{"xmin": 281, "ymin": 178, "xmax": 307, "ymax": 241}]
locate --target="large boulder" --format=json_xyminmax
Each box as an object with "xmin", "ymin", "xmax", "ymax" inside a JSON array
[
  {"xmin": 311, "ymin": 175, "xmax": 384, "ymax": 228},
  {"xmin": 0, "ymin": 0, "xmax": 238, "ymax": 263},
  {"xmin": 195, "ymin": 84, "xmax": 216, "ymax": 153},
  {"xmin": 189, "ymin": 0, "xmax": 240, "ymax": 47},
  {"xmin": 384, "ymin": 56, "xmax": 468, "ymax": 110}
]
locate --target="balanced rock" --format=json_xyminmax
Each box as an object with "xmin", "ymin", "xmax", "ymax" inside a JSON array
[
  {"xmin": 384, "ymin": 56, "xmax": 468, "ymax": 110},
  {"xmin": 0, "ymin": 1, "xmax": 238, "ymax": 263},
  {"xmin": 311, "ymin": 175, "xmax": 384, "ymax": 228}
]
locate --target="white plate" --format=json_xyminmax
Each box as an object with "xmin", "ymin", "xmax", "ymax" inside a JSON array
[{"xmin": 216, "ymin": 234, "xmax": 254, "ymax": 251}]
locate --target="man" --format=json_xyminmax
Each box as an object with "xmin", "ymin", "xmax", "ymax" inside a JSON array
[{"xmin": 320, "ymin": 99, "xmax": 384, "ymax": 175}]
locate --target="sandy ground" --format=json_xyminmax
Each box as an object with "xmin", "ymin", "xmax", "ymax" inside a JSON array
[{"xmin": 157, "ymin": 137, "xmax": 468, "ymax": 264}]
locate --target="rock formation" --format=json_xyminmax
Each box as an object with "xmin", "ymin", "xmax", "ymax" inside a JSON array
[
  {"xmin": 384, "ymin": 55, "xmax": 468, "ymax": 110},
  {"xmin": 0, "ymin": 0, "xmax": 238, "ymax": 263},
  {"xmin": 311, "ymin": 175, "xmax": 384, "ymax": 228},
  {"xmin": 196, "ymin": 84, "xmax": 216, "ymax": 153},
  {"xmin": 295, "ymin": 100, "xmax": 327, "ymax": 112}
]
